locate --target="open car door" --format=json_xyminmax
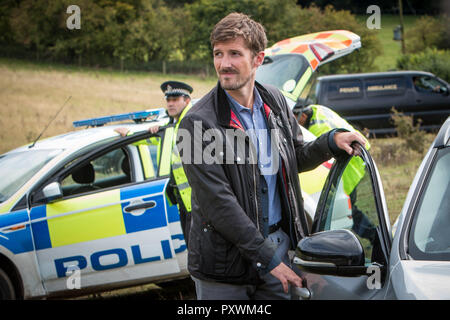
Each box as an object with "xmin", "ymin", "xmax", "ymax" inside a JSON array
[{"xmin": 293, "ymin": 144, "xmax": 392, "ymax": 299}]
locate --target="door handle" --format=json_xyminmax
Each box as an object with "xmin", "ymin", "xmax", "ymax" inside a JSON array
[
  {"xmin": 294, "ymin": 286, "xmax": 311, "ymax": 300},
  {"xmin": 124, "ymin": 201, "xmax": 156, "ymax": 213}
]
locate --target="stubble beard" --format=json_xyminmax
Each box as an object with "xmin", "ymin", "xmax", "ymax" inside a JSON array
[{"xmin": 219, "ymin": 72, "xmax": 253, "ymax": 91}]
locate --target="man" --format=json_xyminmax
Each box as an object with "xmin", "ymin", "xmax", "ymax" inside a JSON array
[
  {"xmin": 294, "ymin": 104, "xmax": 376, "ymax": 244},
  {"xmin": 177, "ymin": 13, "xmax": 366, "ymax": 300},
  {"xmin": 115, "ymin": 81, "xmax": 193, "ymax": 245}
]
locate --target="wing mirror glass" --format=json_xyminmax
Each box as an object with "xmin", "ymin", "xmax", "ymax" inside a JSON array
[
  {"xmin": 33, "ymin": 182, "xmax": 63, "ymax": 204},
  {"xmin": 294, "ymin": 229, "xmax": 367, "ymax": 277}
]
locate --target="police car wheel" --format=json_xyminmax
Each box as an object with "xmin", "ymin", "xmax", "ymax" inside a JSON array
[{"xmin": 0, "ymin": 268, "xmax": 15, "ymax": 300}]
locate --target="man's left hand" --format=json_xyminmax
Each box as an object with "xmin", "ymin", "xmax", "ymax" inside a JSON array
[{"xmin": 334, "ymin": 131, "xmax": 367, "ymax": 156}]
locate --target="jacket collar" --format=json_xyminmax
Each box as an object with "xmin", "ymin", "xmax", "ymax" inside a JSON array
[{"xmin": 215, "ymin": 80, "xmax": 282, "ymax": 128}]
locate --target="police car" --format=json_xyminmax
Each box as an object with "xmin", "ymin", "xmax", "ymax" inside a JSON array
[
  {"xmin": 0, "ymin": 107, "xmax": 333, "ymax": 299},
  {"xmin": 0, "ymin": 109, "xmax": 188, "ymax": 299}
]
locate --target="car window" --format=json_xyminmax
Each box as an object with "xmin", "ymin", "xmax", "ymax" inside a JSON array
[
  {"xmin": 413, "ymin": 76, "xmax": 449, "ymax": 94},
  {"xmin": 61, "ymin": 147, "xmax": 133, "ymax": 197},
  {"xmin": 256, "ymin": 54, "xmax": 308, "ymax": 93},
  {"xmin": 0, "ymin": 149, "xmax": 62, "ymax": 202},
  {"xmin": 136, "ymin": 136, "xmax": 161, "ymax": 179},
  {"xmin": 318, "ymin": 155, "xmax": 383, "ymax": 266},
  {"xmin": 408, "ymin": 147, "xmax": 450, "ymax": 261}
]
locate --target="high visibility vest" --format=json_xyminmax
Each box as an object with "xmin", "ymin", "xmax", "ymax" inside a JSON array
[
  {"xmin": 130, "ymin": 133, "xmax": 165, "ymax": 179},
  {"xmin": 170, "ymin": 103, "xmax": 192, "ymax": 212},
  {"xmin": 127, "ymin": 103, "xmax": 192, "ymax": 212},
  {"xmin": 307, "ymin": 105, "xmax": 370, "ymax": 196}
]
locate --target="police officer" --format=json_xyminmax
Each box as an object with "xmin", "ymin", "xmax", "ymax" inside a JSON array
[
  {"xmin": 115, "ymin": 81, "xmax": 194, "ymax": 247},
  {"xmin": 294, "ymin": 104, "xmax": 376, "ymax": 243},
  {"xmin": 160, "ymin": 81, "xmax": 193, "ymax": 247}
]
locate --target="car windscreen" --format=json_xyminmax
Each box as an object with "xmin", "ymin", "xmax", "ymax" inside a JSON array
[
  {"xmin": 255, "ymin": 54, "xmax": 308, "ymax": 94},
  {"xmin": 408, "ymin": 146, "xmax": 450, "ymax": 261},
  {"xmin": 0, "ymin": 149, "xmax": 63, "ymax": 203}
]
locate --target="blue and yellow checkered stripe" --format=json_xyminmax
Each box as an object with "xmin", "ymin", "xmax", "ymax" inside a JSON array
[{"xmin": 0, "ymin": 179, "xmax": 177, "ymax": 254}]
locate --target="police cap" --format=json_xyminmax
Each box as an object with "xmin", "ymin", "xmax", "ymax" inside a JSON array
[{"xmin": 160, "ymin": 81, "xmax": 193, "ymax": 99}]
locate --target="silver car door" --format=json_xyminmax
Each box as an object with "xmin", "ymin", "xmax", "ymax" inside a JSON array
[{"xmin": 294, "ymin": 143, "xmax": 392, "ymax": 299}]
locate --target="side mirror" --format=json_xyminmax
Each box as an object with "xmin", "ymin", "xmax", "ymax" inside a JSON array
[
  {"xmin": 294, "ymin": 229, "xmax": 367, "ymax": 277},
  {"xmin": 33, "ymin": 182, "xmax": 63, "ymax": 204}
]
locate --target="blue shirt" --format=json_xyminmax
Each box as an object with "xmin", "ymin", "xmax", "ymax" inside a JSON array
[{"xmin": 225, "ymin": 89, "xmax": 282, "ymax": 228}]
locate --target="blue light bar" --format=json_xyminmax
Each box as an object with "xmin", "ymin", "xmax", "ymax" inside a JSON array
[{"xmin": 73, "ymin": 108, "xmax": 166, "ymax": 127}]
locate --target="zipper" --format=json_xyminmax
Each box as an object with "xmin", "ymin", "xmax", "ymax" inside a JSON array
[{"xmin": 252, "ymin": 162, "xmax": 260, "ymax": 231}]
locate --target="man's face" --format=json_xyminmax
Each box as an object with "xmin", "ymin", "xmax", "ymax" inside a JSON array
[
  {"xmin": 213, "ymin": 37, "xmax": 264, "ymax": 91},
  {"xmin": 298, "ymin": 112, "xmax": 308, "ymax": 127},
  {"xmin": 166, "ymin": 95, "xmax": 189, "ymax": 118}
]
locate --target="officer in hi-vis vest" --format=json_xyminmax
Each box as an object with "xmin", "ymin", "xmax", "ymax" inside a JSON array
[{"xmin": 115, "ymin": 81, "xmax": 194, "ymax": 247}]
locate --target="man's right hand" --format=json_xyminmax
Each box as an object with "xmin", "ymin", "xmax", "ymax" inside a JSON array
[{"xmin": 270, "ymin": 262, "xmax": 303, "ymax": 293}]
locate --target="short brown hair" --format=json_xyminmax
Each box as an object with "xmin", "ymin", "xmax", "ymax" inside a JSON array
[{"xmin": 210, "ymin": 12, "xmax": 267, "ymax": 56}]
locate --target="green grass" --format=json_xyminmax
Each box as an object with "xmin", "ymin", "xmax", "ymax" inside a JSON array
[
  {"xmin": 356, "ymin": 14, "xmax": 421, "ymax": 71},
  {"xmin": 0, "ymin": 57, "xmax": 217, "ymax": 82},
  {"xmin": 0, "ymin": 57, "xmax": 216, "ymax": 154},
  {"xmin": 369, "ymin": 133, "xmax": 436, "ymax": 224}
]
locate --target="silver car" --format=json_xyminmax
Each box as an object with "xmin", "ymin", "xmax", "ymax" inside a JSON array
[{"xmin": 294, "ymin": 116, "xmax": 450, "ymax": 299}]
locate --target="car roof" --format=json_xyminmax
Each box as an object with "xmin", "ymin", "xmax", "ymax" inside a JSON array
[
  {"xmin": 433, "ymin": 117, "xmax": 450, "ymax": 148},
  {"xmin": 5, "ymin": 119, "xmax": 168, "ymax": 155},
  {"xmin": 317, "ymin": 70, "xmax": 436, "ymax": 81}
]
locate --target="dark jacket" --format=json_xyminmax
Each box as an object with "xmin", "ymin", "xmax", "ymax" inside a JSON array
[{"xmin": 177, "ymin": 81, "xmax": 336, "ymax": 284}]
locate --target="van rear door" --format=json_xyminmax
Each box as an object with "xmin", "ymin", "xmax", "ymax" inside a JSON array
[{"xmin": 256, "ymin": 30, "xmax": 361, "ymax": 103}]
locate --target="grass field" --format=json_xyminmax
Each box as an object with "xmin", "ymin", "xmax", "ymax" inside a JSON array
[
  {"xmin": 0, "ymin": 58, "xmax": 217, "ymax": 154},
  {"xmin": 356, "ymin": 14, "xmax": 420, "ymax": 71}
]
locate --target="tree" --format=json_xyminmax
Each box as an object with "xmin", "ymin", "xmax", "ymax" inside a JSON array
[
  {"xmin": 9, "ymin": 0, "xmax": 67, "ymax": 59},
  {"xmin": 184, "ymin": 1, "xmax": 382, "ymax": 73},
  {"xmin": 404, "ymin": 15, "xmax": 450, "ymax": 53},
  {"xmin": 184, "ymin": 0, "xmax": 296, "ymax": 61}
]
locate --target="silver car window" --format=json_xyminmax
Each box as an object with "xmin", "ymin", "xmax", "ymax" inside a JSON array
[
  {"xmin": 319, "ymin": 155, "xmax": 381, "ymax": 266},
  {"xmin": 0, "ymin": 149, "xmax": 62, "ymax": 202},
  {"xmin": 409, "ymin": 147, "xmax": 450, "ymax": 261}
]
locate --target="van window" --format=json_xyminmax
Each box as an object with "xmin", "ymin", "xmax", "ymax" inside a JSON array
[
  {"xmin": 413, "ymin": 76, "xmax": 449, "ymax": 94},
  {"xmin": 365, "ymin": 77, "xmax": 406, "ymax": 97},
  {"xmin": 327, "ymin": 80, "xmax": 363, "ymax": 100}
]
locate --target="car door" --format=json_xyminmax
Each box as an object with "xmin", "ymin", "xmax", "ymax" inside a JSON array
[
  {"xmin": 294, "ymin": 144, "xmax": 392, "ymax": 299},
  {"xmin": 29, "ymin": 130, "xmax": 182, "ymax": 295},
  {"xmin": 136, "ymin": 125, "xmax": 188, "ymax": 270}
]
